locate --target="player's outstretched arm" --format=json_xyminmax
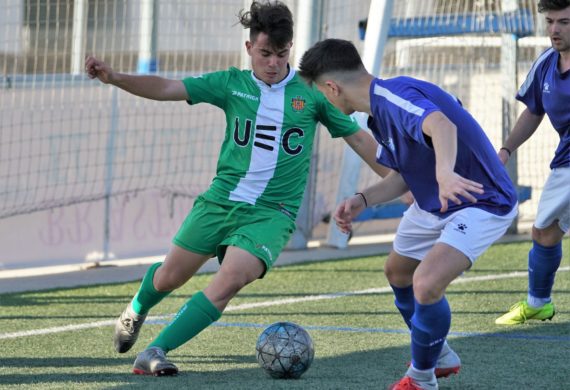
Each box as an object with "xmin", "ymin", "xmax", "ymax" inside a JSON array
[
  {"xmin": 343, "ymin": 130, "xmax": 391, "ymax": 178},
  {"xmin": 344, "ymin": 130, "xmax": 416, "ymax": 205},
  {"xmin": 334, "ymin": 171, "xmax": 409, "ymax": 233},
  {"xmin": 422, "ymin": 111, "xmax": 484, "ymax": 213},
  {"xmin": 85, "ymin": 55, "xmax": 188, "ymax": 101},
  {"xmin": 498, "ymin": 108, "xmax": 544, "ymax": 164}
]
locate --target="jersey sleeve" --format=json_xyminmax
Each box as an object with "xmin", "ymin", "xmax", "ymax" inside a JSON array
[
  {"xmin": 515, "ymin": 56, "xmax": 546, "ymax": 116},
  {"xmin": 314, "ymin": 87, "xmax": 360, "ymax": 138},
  {"xmin": 182, "ymin": 69, "xmax": 231, "ymax": 109},
  {"xmin": 384, "ymin": 86, "xmax": 440, "ymax": 147}
]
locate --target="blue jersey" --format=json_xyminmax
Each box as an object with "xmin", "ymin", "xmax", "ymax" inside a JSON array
[
  {"xmin": 369, "ymin": 76, "xmax": 517, "ymax": 217},
  {"xmin": 516, "ymin": 48, "xmax": 570, "ymax": 169}
]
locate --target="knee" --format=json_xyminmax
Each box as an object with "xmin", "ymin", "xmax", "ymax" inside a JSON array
[
  {"xmin": 208, "ymin": 270, "xmax": 252, "ymax": 304},
  {"xmin": 384, "ymin": 260, "xmax": 412, "ymax": 287},
  {"xmin": 153, "ymin": 266, "xmax": 187, "ymax": 292},
  {"xmin": 223, "ymin": 271, "xmax": 250, "ymax": 294},
  {"xmin": 384, "ymin": 261, "xmax": 397, "ymax": 284},
  {"xmin": 532, "ymin": 225, "xmax": 562, "ymax": 247},
  {"xmin": 412, "ymin": 277, "xmax": 443, "ymax": 305}
]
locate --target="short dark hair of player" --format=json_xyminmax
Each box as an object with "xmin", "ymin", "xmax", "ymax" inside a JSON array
[
  {"xmin": 538, "ymin": 0, "xmax": 570, "ymax": 12},
  {"xmin": 237, "ymin": 1, "xmax": 293, "ymax": 50},
  {"xmin": 298, "ymin": 39, "xmax": 365, "ymax": 83}
]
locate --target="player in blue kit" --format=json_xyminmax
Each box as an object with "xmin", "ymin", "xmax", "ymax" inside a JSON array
[
  {"xmin": 299, "ymin": 39, "xmax": 518, "ymax": 390},
  {"xmin": 495, "ymin": 0, "xmax": 570, "ymax": 325}
]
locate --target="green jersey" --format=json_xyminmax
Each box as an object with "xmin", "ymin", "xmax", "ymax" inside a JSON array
[{"xmin": 182, "ymin": 67, "xmax": 359, "ymax": 219}]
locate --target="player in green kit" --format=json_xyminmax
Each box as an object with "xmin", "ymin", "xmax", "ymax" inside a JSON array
[{"xmin": 86, "ymin": 0, "xmax": 387, "ymax": 376}]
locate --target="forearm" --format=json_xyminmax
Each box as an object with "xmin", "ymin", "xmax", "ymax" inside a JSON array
[
  {"xmin": 360, "ymin": 171, "xmax": 409, "ymax": 206},
  {"xmin": 344, "ymin": 130, "xmax": 391, "ymax": 178},
  {"xmin": 502, "ymin": 108, "xmax": 543, "ymax": 152},
  {"xmin": 111, "ymin": 73, "xmax": 186, "ymax": 101},
  {"xmin": 426, "ymin": 113, "xmax": 457, "ymax": 179}
]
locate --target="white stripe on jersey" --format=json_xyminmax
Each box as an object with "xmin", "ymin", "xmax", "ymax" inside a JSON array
[
  {"xmin": 376, "ymin": 144, "xmax": 383, "ymax": 159},
  {"xmin": 373, "ymin": 84, "xmax": 425, "ymax": 116},
  {"xmin": 518, "ymin": 47, "xmax": 554, "ymax": 97},
  {"xmin": 229, "ymin": 86, "xmax": 284, "ymax": 204}
]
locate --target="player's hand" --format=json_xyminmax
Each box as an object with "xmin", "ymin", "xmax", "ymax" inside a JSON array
[
  {"xmin": 85, "ymin": 56, "xmax": 115, "ymax": 84},
  {"xmin": 333, "ymin": 195, "xmax": 367, "ymax": 234},
  {"xmin": 437, "ymin": 171, "xmax": 484, "ymax": 213}
]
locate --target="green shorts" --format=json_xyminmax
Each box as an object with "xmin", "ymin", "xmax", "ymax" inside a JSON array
[{"xmin": 172, "ymin": 195, "xmax": 296, "ymax": 275}]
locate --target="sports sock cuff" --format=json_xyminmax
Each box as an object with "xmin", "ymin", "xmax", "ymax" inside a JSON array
[
  {"xmin": 141, "ymin": 262, "xmax": 164, "ymax": 294},
  {"xmin": 132, "ymin": 262, "xmax": 171, "ymax": 315},
  {"xmin": 193, "ymin": 291, "xmax": 222, "ymax": 321},
  {"xmin": 391, "ymin": 284, "xmax": 414, "ymax": 301},
  {"xmin": 532, "ymin": 240, "xmax": 563, "ymax": 256}
]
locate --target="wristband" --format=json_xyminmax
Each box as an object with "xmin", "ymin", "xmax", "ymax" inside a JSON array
[
  {"xmin": 355, "ymin": 192, "xmax": 368, "ymax": 207},
  {"xmin": 500, "ymin": 147, "xmax": 512, "ymax": 157}
]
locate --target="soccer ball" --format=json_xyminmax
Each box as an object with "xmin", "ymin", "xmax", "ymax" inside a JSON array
[{"xmin": 255, "ymin": 321, "xmax": 315, "ymax": 379}]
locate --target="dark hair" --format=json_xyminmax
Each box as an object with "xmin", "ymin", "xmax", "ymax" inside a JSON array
[
  {"xmin": 237, "ymin": 1, "xmax": 293, "ymax": 49},
  {"xmin": 538, "ymin": 0, "xmax": 570, "ymax": 12},
  {"xmin": 298, "ymin": 39, "xmax": 365, "ymax": 82}
]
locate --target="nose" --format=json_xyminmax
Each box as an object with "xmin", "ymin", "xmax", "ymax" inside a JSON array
[{"xmin": 268, "ymin": 55, "xmax": 278, "ymax": 67}]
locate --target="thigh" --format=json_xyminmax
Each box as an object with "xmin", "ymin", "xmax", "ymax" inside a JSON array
[
  {"xmin": 154, "ymin": 244, "xmax": 212, "ymax": 290},
  {"xmin": 220, "ymin": 206, "xmax": 296, "ymax": 276},
  {"xmin": 393, "ymin": 203, "xmax": 443, "ymax": 261},
  {"xmin": 385, "ymin": 250, "xmax": 421, "ymax": 287},
  {"xmin": 415, "ymin": 242, "xmax": 471, "ymax": 296},
  {"xmin": 535, "ymin": 167, "xmax": 570, "ymax": 233},
  {"xmin": 172, "ymin": 195, "xmax": 231, "ymax": 256},
  {"xmin": 204, "ymin": 245, "xmax": 265, "ymax": 311}
]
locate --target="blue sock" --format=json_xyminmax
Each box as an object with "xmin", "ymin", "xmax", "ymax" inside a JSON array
[
  {"xmin": 411, "ymin": 297, "xmax": 451, "ymax": 370},
  {"xmin": 391, "ymin": 284, "xmax": 414, "ymax": 329},
  {"xmin": 528, "ymin": 241, "xmax": 562, "ymax": 299}
]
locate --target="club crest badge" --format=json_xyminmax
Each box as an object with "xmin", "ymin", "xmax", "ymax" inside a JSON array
[{"xmin": 291, "ymin": 96, "xmax": 306, "ymax": 112}]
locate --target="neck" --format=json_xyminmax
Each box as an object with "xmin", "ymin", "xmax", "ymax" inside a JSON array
[
  {"xmin": 345, "ymin": 73, "xmax": 374, "ymax": 114},
  {"xmin": 559, "ymin": 50, "xmax": 570, "ymax": 72}
]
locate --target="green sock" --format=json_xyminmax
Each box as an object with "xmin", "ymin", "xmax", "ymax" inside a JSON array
[
  {"xmin": 149, "ymin": 291, "xmax": 222, "ymax": 353},
  {"xmin": 131, "ymin": 262, "xmax": 171, "ymax": 315}
]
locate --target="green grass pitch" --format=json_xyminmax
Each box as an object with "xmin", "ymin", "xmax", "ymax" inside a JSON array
[{"xmin": 0, "ymin": 239, "xmax": 568, "ymax": 389}]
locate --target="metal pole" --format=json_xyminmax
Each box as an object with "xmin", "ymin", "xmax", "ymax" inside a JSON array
[
  {"xmin": 285, "ymin": 0, "xmax": 323, "ymax": 250},
  {"xmin": 241, "ymin": 0, "xmax": 252, "ymax": 70},
  {"xmin": 501, "ymin": 33, "xmax": 519, "ymax": 234},
  {"xmin": 501, "ymin": 0, "xmax": 520, "ymax": 233},
  {"xmin": 361, "ymin": 0, "xmax": 394, "ymax": 76},
  {"xmin": 71, "ymin": 0, "xmax": 87, "ymax": 75},
  {"xmin": 103, "ymin": 88, "xmax": 120, "ymax": 261},
  {"xmin": 137, "ymin": 0, "xmax": 158, "ymax": 73},
  {"xmin": 326, "ymin": 0, "xmax": 395, "ymax": 248}
]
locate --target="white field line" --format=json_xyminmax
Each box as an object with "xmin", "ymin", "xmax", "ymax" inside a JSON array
[{"xmin": 1, "ymin": 266, "xmax": 568, "ymax": 340}]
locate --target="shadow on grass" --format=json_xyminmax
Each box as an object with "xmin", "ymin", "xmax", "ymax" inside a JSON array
[
  {"xmin": 0, "ymin": 292, "xmax": 193, "ymax": 308},
  {"xmin": 1, "ymin": 322, "xmax": 569, "ymax": 389}
]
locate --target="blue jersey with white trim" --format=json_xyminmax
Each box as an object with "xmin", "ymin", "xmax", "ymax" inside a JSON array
[
  {"xmin": 369, "ymin": 76, "xmax": 517, "ymax": 217},
  {"xmin": 516, "ymin": 48, "xmax": 570, "ymax": 169}
]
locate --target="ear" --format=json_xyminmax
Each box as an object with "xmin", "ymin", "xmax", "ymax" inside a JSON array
[
  {"xmin": 325, "ymin": 80, "xmax": 341, "ymax": 96},
  {"xmin": 245, "ymin": 41, "xmax": 253, "ymax": 55}
]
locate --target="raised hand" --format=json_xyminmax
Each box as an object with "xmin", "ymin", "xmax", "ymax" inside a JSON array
[
  {"xmin": 333, "ymin": 194, "xmax": 367, "ymax": 234},
  {"xmin": 85, "ymin": 56, "xmax": 115, "ymax": 84}
]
